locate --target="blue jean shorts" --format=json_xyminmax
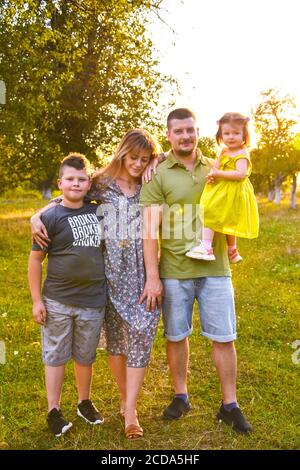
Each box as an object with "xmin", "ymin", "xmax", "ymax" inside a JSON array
[{"xmin": 161, "ymin": 277, "xmax": 236, "ymax": 343}]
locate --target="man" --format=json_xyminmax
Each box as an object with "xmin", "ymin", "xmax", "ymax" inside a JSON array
[{"xmin": 139, "ymin": 108, "xmax": 252, "ymax": 434}]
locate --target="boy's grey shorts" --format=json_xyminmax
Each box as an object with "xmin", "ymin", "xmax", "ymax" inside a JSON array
[{"xmin": 42, "ymin": 296, "xmax": 105, "ymax": 367}]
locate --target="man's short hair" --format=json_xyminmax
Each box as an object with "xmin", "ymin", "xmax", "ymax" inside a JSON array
[
  {"xmin": 167, "ymin": 108, "xmax": 197, "ymax": 129},
  {"xmin": 59, "ymin": 152, "xmax": 91, "ymax": 178}
]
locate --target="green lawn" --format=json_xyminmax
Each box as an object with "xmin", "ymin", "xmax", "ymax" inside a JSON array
[{"xmin": 0, "ymin": 197, "xmax": 299, "ymax": 450}]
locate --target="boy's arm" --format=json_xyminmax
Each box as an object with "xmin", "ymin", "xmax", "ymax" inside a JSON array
[
  {"xmin": 139, "ymin": 205, "xmax": 163, "ymax": 312},
  {"xmin": 28, "ymin": 250, "xmax": 47, "ymax": 325}
]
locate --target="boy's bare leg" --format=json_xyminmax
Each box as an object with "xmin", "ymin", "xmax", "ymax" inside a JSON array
[
  {"xmin": 108, "ymin": 354, "xmax": 127, "ymax": 415},
  {"xmin": 74, "ymin": 362, "xmax": 93, "ymax": 402},
  {"xmin": 45, "ymin": 364, "xmax": 65, "ymax": 411}
]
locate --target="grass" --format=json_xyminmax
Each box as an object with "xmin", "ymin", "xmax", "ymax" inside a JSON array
[{"xmin": 0, "ymin": 196, "xmax": 299, "ymax": 450}]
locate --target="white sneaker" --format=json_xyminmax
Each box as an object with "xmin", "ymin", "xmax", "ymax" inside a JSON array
[{"xmin": 186, "ymin": 243, "xmax": 216, "ymax": 261}]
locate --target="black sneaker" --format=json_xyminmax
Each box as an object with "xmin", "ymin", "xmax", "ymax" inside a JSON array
[
  {"xmin": 47, "ymin": 408, "xmax": 72, "ymax": 437},
  {"xmin": 77, "ymin": 399, "xmax": 104, "ymax": 425},
  {"xmin": 217, "ymin": 404, "xmax": 253, "ymax": 434},
  {"xmin": 163, "ymin": 397, "xmax": 192, "ymax": 420}
]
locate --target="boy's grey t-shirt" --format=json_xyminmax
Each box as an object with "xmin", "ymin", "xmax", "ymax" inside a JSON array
[{"xmin": 32, "ymin": 203, "xmax": 106, "ymax": 308}]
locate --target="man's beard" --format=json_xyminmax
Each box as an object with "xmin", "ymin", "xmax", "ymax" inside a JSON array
[{"xmin": 176, "ymin": 148, "xmax": 195, "ymax": 157}]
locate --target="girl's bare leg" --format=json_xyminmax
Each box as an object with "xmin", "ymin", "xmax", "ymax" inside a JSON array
[
  {"xmin": 203, "ymin": 227, "xmax": 215, "ymax": 249},
  {"xmin": 226, "ymin": 234, "xmax": 237, "ymax": 253}
]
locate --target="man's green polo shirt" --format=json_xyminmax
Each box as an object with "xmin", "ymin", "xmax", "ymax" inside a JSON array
[{"xmin": 140, "ymin": 149, "xmax": 231, "ymax": 279}]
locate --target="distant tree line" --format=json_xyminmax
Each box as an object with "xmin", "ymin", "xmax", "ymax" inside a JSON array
[
  {"xmin": 251, "ymin": 88, "xmax": 300, "ymax": 209},
  {"xmin": 0, "ymin": 4, "xmax": 299, "ymax": 207},
  {"xmin": 0, "ymin": 0, "xmax": 175, "ymax": 197}
]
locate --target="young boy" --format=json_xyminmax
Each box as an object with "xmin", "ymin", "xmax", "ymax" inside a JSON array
[{"xmin": 28, "ymin": 153, "xmax": 106, "ymax": 437}]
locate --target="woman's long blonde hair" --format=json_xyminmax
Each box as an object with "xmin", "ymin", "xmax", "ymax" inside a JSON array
[{"xmin": 92, "ymin": 129, "xmax": 161, "ymax": 187}]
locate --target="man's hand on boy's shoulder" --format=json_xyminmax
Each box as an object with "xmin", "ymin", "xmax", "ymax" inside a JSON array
[{"xmin": 32, "ymin": 300, "xmax": 46, "ymax": 325}]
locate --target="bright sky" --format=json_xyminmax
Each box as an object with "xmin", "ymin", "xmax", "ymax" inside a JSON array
[{"xmin": 149, "ymin": 0, "xmax": 300, "ymax": 136}]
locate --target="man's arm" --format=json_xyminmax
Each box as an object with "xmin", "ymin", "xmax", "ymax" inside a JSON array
[
  {"xmin": 139, "ymin": 205, "xmax": 164, "ymax": 312},
  {"xmin": 142, "ymin": 152, "xmax": 167, "ymax": 184},
  {"xmin": 28, "ymin": 250, "xmax": 47, "ymax": 325}
]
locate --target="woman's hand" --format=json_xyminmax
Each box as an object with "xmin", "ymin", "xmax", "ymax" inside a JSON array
[
  {"xmin": 139, "ymin": 277, "xmax": 163, "ymax": 312},
  {"xmin": 31, "ymin": 214, "xmax": 50, "ymax": 249},
  {"xmin": 142, "ymin": 158, "xmax": 159, "ymax": 184}
]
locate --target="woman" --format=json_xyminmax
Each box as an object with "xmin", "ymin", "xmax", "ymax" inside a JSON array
[{"xmin": 31, "ymin": 129, "xmax": 161, "ymax": 439}]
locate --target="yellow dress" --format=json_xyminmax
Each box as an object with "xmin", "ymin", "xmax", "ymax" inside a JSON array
[{"xmin": 200, "ymin": 154, "xmax": 259, "ymax": 238}]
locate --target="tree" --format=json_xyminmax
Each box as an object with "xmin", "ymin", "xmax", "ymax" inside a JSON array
[
  {"xmin": 0, "ymin": 79, "xmax": 5, "ymax": 104},
  {"xmin": 0, "ymin": 0, "xmax": 174, "ymax": 196},
  {"xmin": 289, "ymin": 133, "xmax": 300, "ymax": 209},
  {"xmin": 198, "ymin": 136, "xmax": 217, "ymax": 160},
  {"xmin": 252, "ymin": 88, "xmax": 298, "ymax": 205}
]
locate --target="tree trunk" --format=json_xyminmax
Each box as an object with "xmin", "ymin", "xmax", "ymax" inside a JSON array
[
  {"xmin": 274, "ymin": 185, "xmax": 281, "ymax": 204},
  {"xmin": 291, "ymin": 174, "xmax": 297, "ymax": 209},
  {"xmin": 267, "ymin": 177, "xmax": 274, "ymax": 202},
  {"xmin": 274, "ymin": 174, "xmax": 284, "ymax": 205},
  {"xmin": 42, "ymin": 186, "xmax": 52, "ymax": 200},
  {"xmin": 39, "ymin": 172, "xmax": 55, "ymax": 200}
]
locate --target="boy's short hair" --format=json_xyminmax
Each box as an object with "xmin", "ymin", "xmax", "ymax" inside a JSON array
[
  {"xmin": 59, "ymin": 153, "xmax": 91, "ymax": 178},
  {"xmin": 167, "ymin": 108, "xmax": 197, "ymax": 129}
]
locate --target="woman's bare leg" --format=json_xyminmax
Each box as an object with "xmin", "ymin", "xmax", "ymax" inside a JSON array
[{"xmin": 108, "ymin": 354, "xmax": 127, "ymax": 415}]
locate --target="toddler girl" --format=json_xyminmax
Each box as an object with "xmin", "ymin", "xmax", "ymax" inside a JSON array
[{"xmin": 186, "ymin": 112, "xmax": 259, "ymax": 263}]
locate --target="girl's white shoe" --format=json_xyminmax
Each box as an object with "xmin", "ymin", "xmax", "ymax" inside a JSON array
[{"xmin": 186, "ymin": 242, "xmax": 216, "ymax": 261}]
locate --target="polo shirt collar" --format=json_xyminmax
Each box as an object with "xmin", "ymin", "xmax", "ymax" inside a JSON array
[{"xmin": 165, "ymin": 148, "xmax": 207, "ymax": 168}]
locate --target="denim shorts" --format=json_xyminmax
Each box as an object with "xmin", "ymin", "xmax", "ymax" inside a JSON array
[
  {"xmin": 42, "ymin": 297, "xmax": 105, "ymax": 366},
  {"xmin": 161, "ymin": 277, "xmax": 236, "ymax": 343}
]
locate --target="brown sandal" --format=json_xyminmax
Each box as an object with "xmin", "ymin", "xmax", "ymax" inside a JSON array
[{"xmin": 125, "ymin": 424, "xmax": 144, "ymax": 439}]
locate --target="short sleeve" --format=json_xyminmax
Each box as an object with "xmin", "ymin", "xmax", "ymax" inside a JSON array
[
  {"xmin": 140, "ymin": 173, "xmax": 165, "ymax": 206},
  {"xmin": 234, "ymin": 154, "xmax": 252, "ymax": 175},
  {"xmin": 234, "ymin": 154, "xmax": 251, "ymax": 164},
  {"xmin": 31, "ymin": 211, "xmax": 56, "ymax": 252}
]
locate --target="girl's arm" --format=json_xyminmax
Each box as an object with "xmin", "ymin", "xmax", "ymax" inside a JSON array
[
  {"xmin": 213, "ymin": 148, "xmax": 225, "ymax": 169},
  {"xmin": 28, "ymin": 250, "xmax": 47, "ymax": 325},
  {"xmin": 207, "ymin": 158, "xmax": 248, "ymax": 183}
]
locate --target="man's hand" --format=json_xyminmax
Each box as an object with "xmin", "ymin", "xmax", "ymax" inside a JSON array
[
  {"xmin": 31, "ymin": 214, "xmax": 50, "ymax": 249},
  {"xmin": 142, "ymin": 158, "xmax": 159, "ymax": 184},
  {"xmin": 139, "ymin": 277, "xmax": 163, "ymax": 312},
  {"xmin": 32, "ymin": 300, "xmax": 47, "ymax": 325}
]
